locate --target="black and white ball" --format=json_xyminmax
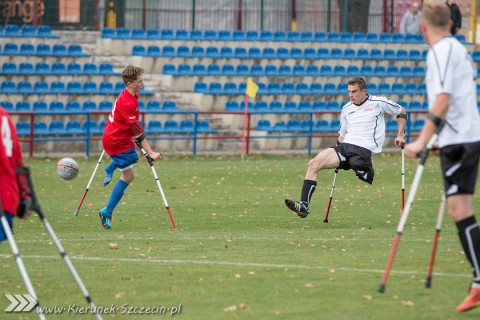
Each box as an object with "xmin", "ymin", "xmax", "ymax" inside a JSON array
[{"xmin": 57, "ymin": 157, "xmax": 79, "ymax": 180}]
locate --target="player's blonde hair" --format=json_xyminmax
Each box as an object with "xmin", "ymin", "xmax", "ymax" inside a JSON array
[
  {"xmin": 122, "ymin": 65, "xmax": 144, "ymax": 85},
  {"xmin": 421, "ymin": 0, "xmax": 451, "ymax": 30}
]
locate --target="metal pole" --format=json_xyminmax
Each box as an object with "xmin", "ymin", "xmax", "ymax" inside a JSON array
[
  {"xmin": 390, "ymin": 0, "xmax": 394, "ymax": 33},
  {"xmin": 260, "ymin": 0, "xmax": 264, "ymax": 30},
  {"xmin": 193, "ymin": 113, "xmax": 198, "ymax": 155},
  {"xmin": 472, "ymin": 0, "xmax": 477, "ymax": 45},
  {"xmin": 327, "ymin": 0, "xmax": 331, "ymax": 32},
  {"xmin": 142, "ymin": 0, "xmax": 146, "ymax": 30},
  {"xmin": 192, "ymin": 0, "xmax": 196, "ymax": 30},
  {"xmin": 291, "ymin": 0, "xmax": 296, "ymax": 31},
  {"xmin": 238, "ymin": 0, "xmax": 242, "ymax": 30},
  {"xmin": 343, "ymin": 0, "xmax": 348, "ymax": 32}
]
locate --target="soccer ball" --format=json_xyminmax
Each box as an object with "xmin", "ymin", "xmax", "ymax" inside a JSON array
[{"xmin": 57, "ymin": 157, "xmax": 79, "ymax": 180}]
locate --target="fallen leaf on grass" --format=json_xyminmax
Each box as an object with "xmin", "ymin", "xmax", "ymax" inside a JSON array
[
  {"xmin": 305, "ymin": 283, "xmax": 314, "ymax": 288},
  {"xmin": 402, "ymin": 300, "xmax": 414, "ymax": 306},
  {"xmin": 109, "ymin": 243, "xmax": 119, "ymax": 249},
  {"xmin": 224, "ymin": 305, "xmax": 237, "ymax": 312},
  {"xmin": 363, "ymin": 295, "xmax": 372, "ymax": 300},
  {"xmin": 115, "ymin": 291, "xmax": 125, "ymax": 299}
]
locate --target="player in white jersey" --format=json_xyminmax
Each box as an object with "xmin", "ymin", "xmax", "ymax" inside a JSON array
[
  {"xmin": 405, "ymin": 0, "xmax": 480, "ymax": 312},
  {"xmin": 286, "ymin": 77, "xmax": 407, "ymax": 218}
]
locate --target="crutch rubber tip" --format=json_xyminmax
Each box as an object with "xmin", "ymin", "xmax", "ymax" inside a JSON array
[
  {"xmin": 74, "ymin": 209, "xmax": 79, "ymax": 216},
  {"xmin": 174, "ymin": 228, "xmax": 178, "ymax": 232},
  {"xmin": 425, "ymin": 277, "xmax": 432, "ymax": 289},
  {"xmin": 323, "ymin": 219, "xmax": 328, "ymax": 223},
  {"xmin": 377, "ymin": 284, "xmax": 386, "ymax": 293}
]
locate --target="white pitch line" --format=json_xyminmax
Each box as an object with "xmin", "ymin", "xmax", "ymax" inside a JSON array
[{"xmin": 0, "ymin": 254, "xmax": 470, "ymax": 278}]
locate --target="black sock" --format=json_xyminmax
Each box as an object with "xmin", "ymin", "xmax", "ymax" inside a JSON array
[
  {"xmin": 300, "ymin": 179, "xmax": 317, "ymax": 209},
  {"xmin": 456, "ymin": 215, "xmax": 480, "ymax": 284}
]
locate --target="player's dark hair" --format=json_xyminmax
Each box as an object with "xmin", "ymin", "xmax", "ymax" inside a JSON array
[
  {"xmin": 122, "ymin": 65, "xmax": 144, "ymax": 85},
  {"xmin": 348, "ymin": 77, "xmax": 366, "ymax": 91}
]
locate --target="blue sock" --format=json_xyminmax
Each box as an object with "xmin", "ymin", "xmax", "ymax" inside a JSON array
[
  {"xmin": 104, "ymin": 162, "xmax": 117, "ymax": 186},
  {"xmin": 106, "ymin": 179, "xmax": 128, "ymax": 215}
]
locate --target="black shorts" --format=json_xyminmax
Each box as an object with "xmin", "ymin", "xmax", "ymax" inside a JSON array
[
  {"xmin": 333, "ymin": 143, "xmax": 374, "ymax": 184},
  {"xmin": 440, "ymin": 141, "xmax": 480, "ymax": 196}
]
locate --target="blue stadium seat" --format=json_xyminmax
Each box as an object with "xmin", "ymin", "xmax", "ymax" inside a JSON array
[
  {"xmin": 1, "ymin": 81, "xmax": 16, "ymax": 93},
  {"xmin": 67, "ymin": 62, "xmax": 82, "ymax": 74},
  {"xmin": 49, "ymin": 121, "xmax": 66, "ymax": 135},
  {"xmin": 408, "ymin": 100, "xmax": 422, "ymax": 110},
  {"xmin": 248, "ymin": 47, "xmax": 261, "ymax": 58},
  {"xmin": 310, "ymin": 83, "xmax": 322, "ymax": 94},
  {"xmin": 52, "ymin": 44, "xmax": 67, "ymax": 56},
  {"xmin": 370, "ymin": 48, "xmax": 382, "ymax": 59},
  {"xmin": 392, "ymin": 83, "xmax": 406, "ymax": 94},
  {"xmin": 303, "ymin": 48, "xmax": 316, "ymax": 59},
  {"xmin": 269, "ymin": 101, "xmax": 283, "ymax": 112},
  {"xmin": 455, "ymin": 34, "xmax": 466, "ymax": 43},
  {"xmin": 99, "ymin": 82, "xmax": 115, "ymax": 94},
  {"xmin": 409, "ymin": 49, "xmax": 422, "ymax": 60},
  {"xmin": 225, "ymin": 101, "xmax": 240, "ymax": 111},
  {"xmin": 5, "ymin": 24, "xmax": 21, "ymax": 37},
  {"xmin": 298, "ymin": 101, "xmax": 311, "ymax": 111},
  {"xmin": 340, "ymin": 32, "xmax": 352, "ymax": 42},
  {"xmin": 262, "ymin": 47, "xmax": 276, "ymax": 58},
  {"xmin": 32, "ymin": 101, "xmax": 48, "ymax": 112},
  {"xmin": 326, "ymin": 101, "xmax": 340, "ymax": 111},
  {"xmin": 220, "ymin": 46, "xmax": 233, "ymax": 58},
  {"xmin": 4, "ymin": 43, "xmax": 19, "ymax": 54},
  {"xmin": 286, "ymin": 119, "xmax": 302, "ymax": 131},
  {"xmin": 353, "ymin": 32, "xmax": 366, "ymax": 42},
  {"xmin": 254, "ymin": 101, "xmax": 268, "ymax": 112},
  {"xmin": 404, "ymin": 82, "xmax": 417, "ymax": 94},
  {"xmin": 396, "ymin": 49, "xmax": 408, "ymax": 60},
  {"xmin": 0, "ymin": 101, "xmax": 14, "ymax": 111},
  {"xmin": 192, "ymin": 46, "xmax": 206, "ymax": 57},
  {"xmin": 33, "ymin": 81, "xmax": 49, "ymax": 94},
  {"xmin": 330, "ymin": 48, "xmax": 343, "ymax": 58},
  {"xmin": 208, "ymin": 82, "xmax": 222, "ymax": 94},
  {"xmin": 366, "ymin": 82, "xmax": 377, "ymax": 94},
  {"xmin": 300, "ymin": 31, "xmax": 313, "ymax": 41},
  {"xmin": 132, "ymin": 45, "xmax": 146, "ymax": 56},
  {"xmin": 34, "ymin": 121, "xmax": 49, "ymax": 135},
  {"xmin": 146, "ymin": 101, "xmax": 161, "ymax": 112},
  {"xmin": 69, "ymin": 44, "xmax": 87, "ymax": 56},
  {"xmin": 392, "ymin": 33, "xmax": 404, "ymax": 43},
  {"xmin": 234, "ymin": 47, "xmax": 248, "ymax": 58},
  {"xmin": 281, "ymin": 82, "xmax": 295, "ymax": 95},
  {"xmin": 417, "ymin": 83, "xmax": 426, "ymax": 94},
  {"xmin": 404, "ymin": 34, "xmax": 417, "ymax": 43},
  {"xmin": 346, "ymin": 65, "xmax": 360, "ymax": 76},
  {"xmin": 333, "ymin": 65, "xmax": 347, "ymax": 76},
  {"xmin": 164, "ymin": 120, "xmax": 180, "ymax": 133},
  {"xmin": 197, "ymin": 120, "xmax": 217, "ymax": 133},
  {"xmin": 157, "ymin": 29, "xmax": 172, "ymax": 39},
  {"xmin": 378, "ymin": 82, "xmax": 392, "ymax": 94},
  {"xmin": 383, "ymin": 49, "xmax": 395, "ymax": 59},
  {"xmin": 36, "ymin": 43, "xmax": 51, "ymax": 56},
  {"xmin": 207, "ymin": 64, "xmax": 221, "ymax": 75},
  {"xmin": 162, "ymin": 101, "xmax": 177, "ymax": 111},
  {"xmin": 257, "ymin": 119, "xmax": 272, "ymax": 131},
  {"xmin": 114, "ymin": 82, "xmax": 125, "ymax": 94},
  {"xmin": 191, "ymin": 64, "xmax": 205, "ymax": 76},
  {"xmin": 305, "ymin": 65, "xmax": 319, "ymax": 76},
  {"xmin": 246, "ymin": 30, "xmax": 259, "ymax": 41},
  {"xmin": 177, "ymin": 46, "xmax": 190, "ymax": 57},
  {"xmin": 83, "ymin": 121, "xmax": 100, "ymax": 135},
  {"xmin": 115, "ymin": 27, "xmax": 130, "ymax": 39},
  {"xmin": 366, "ymin": 32, "xmax": 379, "ymax": 42},
  {"xmin": 66, "ymin": 120, "xmax": 84, "ymax": 134},
  {"xmin": 232, "ymin": 30, "xmax": 245, "ymax": 41},
  {"xmin": 66, "ymin": 81, "xmax": 82, "ymax": 94},
  {"xmin": 1, "ymin": 62, "xmax": 17, "ymax": 74},
  {"xmin": 292, "ymin": 65, "xmax": 306, "ymax": 76},
  {"xmin": 315, "ymin": 119, "xmax": 329, "ymax": 131},
  {"xmin": 176, "ymin": 64, "xmax": 191, "ymax": 76},
  {"xmin": 189, "ymin": 29, "xmax": 202, "ymax": 40},
  {"xmin": 327, "ymin": 32, "xmax": 339, "ymax": 42},
  {"xmin": 276, "ymin": 47, "xmax": 289, "ymax": 58},
  {"xmin": 82, "ymin": 101, "xmax": 97, "ymax": 111},
  {"xmin": 386, "ymin": 65, "xmax": 400, "ymax": 77},
  {"xmin": 329, "ymin": 119, "xmax": 340, "ymax": 132},
  {"xmin": 17, "ymin": 81, "xmax": 34, "ymax": 94},
  {"xmin": 360, "ymin": 65, "xmax": 374, "ymax": 76},
  {"xmin": 412, "ymin": 119, "xmax": 425, "ymax": 131},
  {"xmin": 179, "ymin": 120, "xmax": 194, "ymax": 133},
  {"xmin": 16, "ymin": 122, "xmax": 31, "ymax": 135},
  {"xmin": 99, "ymin": 63, "xmax": 115, "ymax": 75},
  {"xmin": 301, "ymin": 119, "xmax": 314, "ymax": 132},
  {"xmin": 290, "ymin": 47, "xmax": 303, "ymax": 58},
  {"xmin": 313, "ymin": 101, "xmax": 326, "ymax": 111},
  {"xmin": 357, "ymin": 48, "xmax": 369, "ymax": 59},
  {"xmin": 15, "ymin": 101, "xmax": 31, "ymax": 112},
  {"xmin": 250, "ymin": 64, "xmax": 263, "ymax": 76},
  {"xmin": 33, "ymin": 62, "xmax": 49, "ymax": 75},
  {"xmin": 218, "ymin": 30, "xmax": 231, "ymax": 40},
  {"xmin": 295, "ymin": 82, "xmax": 309, "ymax": 94},
  {"xmin": 399, "ymin": 66, "xmax": 413, "ymax": 77},
  {"xmin": 314, "ymin": 32, "xmax": 326, "ymax": 41},
  {"xmin": 374, "ymin": 65, "xmax": 387, "ymax": 76},
  {"xmin": 385, "ymin": 119, "xmax": 398, "ymax": 132},
  {"xmin": 162, "ymin": 45, "xmax": 175, "ymax": 56},
  {"xmin": 83, "ymin": 63, "xmax": 98, "ymax": 74},
  {"xmin": 98, "ymin": 101, "xmax": 113, "ymax": 111},
  {"xmin": 320, "ymin": 65, "xmax": 333, "ymax": 76},
  {"xmin": 337, "ymin": 83, "xmax": 348, "ymax": 94},
  {"xmin": 268, "ymin": 82, "xmax": 282, "ymax": 95},
  {"xmin": 20, "ymin": 43, "xmax": 35, "ymax": 55},
  {"xmin": 194, "ymin": 82, "xmax": 207, "ymax": 93},
  {"xmin": 204, "ymin": 46, "xmax": 218, "ymax": 58},
  {"xmin": 343, "ymin": 48, "xmax": 356, "ymax": 59},
  {"xmin": 131, "ymin": 28, "xmax": 145, "ymax": 39},
  {"xmin": 379, "ymin": 32, "xmax": 392, "ymax": 42},
  {"xmin": 145, "ymin": 28, "xmax": 160, "ymax": 39},
  {"xmin": 147, "ymin": 120, "xmax": 163, "ymax": 134},
  {"xmin": 263, "ymin": 65, "xmax": 277, "ymax": 76},
  {"xmin": 260, "ymin": 30, "xmax": 273, "ymax": 41},
  {"xmin": 102, "ymin": 27, "xmax": 115, "ymax": 38},
  {"xmin": 224, "ymin": 82, "xmax": 237, "ymax": 94},
  {"xmin": 174, "ymin": 29, "xmax": 188, "ymax": 40},
  {"xmin": 323, "ymin": 82, "xmax": 337, "ymax": 94},
  {"xmin": 38, "ymin": 25, "xmax": 58, "ymax": 38},
  {"xmin": 99, "ymin": 120, "xmax": 107, "ymax": 133},
  {"xmin": 284, "ymin": 102, "xmax": 297, "ymax": 112},
  {"xmin": 287, "ymin": 31, "xmax": 300, "ymax": 41},
  {"xmin": 66, "ymin": 101, "xmax": 82, "ymax": 112},
  {"xmin": 51, "ymin": 62, "xmax": 67, "ymax": 74},
  {"xmin": 49, "ymin": 101, "xmax": 64, "ymax": 112}
]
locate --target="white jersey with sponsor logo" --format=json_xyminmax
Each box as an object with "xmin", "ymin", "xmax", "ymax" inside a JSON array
[
  {"xmin": 339, "ymin": 95, "xmax": 402, "ymax": 154},
  {"xmin": 425, "ymin": 36, "xmax": 480, "ymax": 148}
]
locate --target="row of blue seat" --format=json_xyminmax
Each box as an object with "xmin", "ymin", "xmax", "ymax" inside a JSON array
[
  {"xmin": 103, "ymin": 27, "xmax": 464, "ymax": 44},
  {"xmin": 16, "ymin": 119, "xmax": 217, "ymax": 136},
  {"xmin": 0, "ymin": 43, "xmax": 89, "ymax": 56},
  {"xmin": 226, "ymin": 100, "xmax": 429, "ymax": 112},
  {"xmin": 257, "ymin": 119, "xmax": 425, "ymax": 132},
  {"xmin": 194, "ymin": 81, "xmax": 427, "ymax": 95},
  {"xmin": 0, "ymin": 24, "xmax": 59, "ymax": 38},
  {"xmin": 133, "ymin": 45, "xmax": 428, "ymax": 61},
  {"xmin": 164, "ymin": 63, "xmax": 426, "ymax": 78},
  {"xmin": 0, "ymin": 62, "xmax": 118, "ymax": 76},
  {"xmin": 2, "ymin": 100, "xmax": 178, "ymax": 113},
  {"xmin": 0, "ymin": 81, "xmax": 154, "ymax": 95}
]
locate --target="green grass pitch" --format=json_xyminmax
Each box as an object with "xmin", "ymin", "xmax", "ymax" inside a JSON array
[{"xmin": 1, "ymin": 152, "xmax": 479, "ymax": 319}]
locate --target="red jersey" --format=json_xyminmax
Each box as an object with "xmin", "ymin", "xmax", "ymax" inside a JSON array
[
  {"xmin": 103, "ymin": 89, "xmax": 140, "ymax": 155},
  {"xmin": 0, "ymin": 106, "xmax": 23, "ymax": 215}
]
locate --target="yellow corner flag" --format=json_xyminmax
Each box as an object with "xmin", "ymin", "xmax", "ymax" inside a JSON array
[{"xmin": 246, "ymin": 77, "xmax": 259, "ymax": 98}]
